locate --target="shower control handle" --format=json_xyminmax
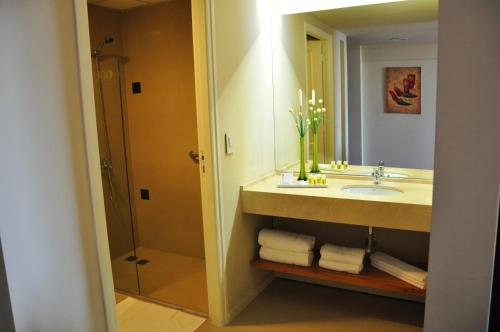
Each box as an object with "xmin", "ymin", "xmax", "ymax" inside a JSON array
[
  {"xmin": 100, "ymin": 158, "xmax": 115, "ymax": 201},
  {"xmin": 189, "ymin": 151, "xmax": 200, "ymax": 164}
]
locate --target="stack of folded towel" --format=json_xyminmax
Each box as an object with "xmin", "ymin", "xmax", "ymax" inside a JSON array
[
  {"xmin": 371, "ymin": 252, "xmax": 427, "ymax": 289},
  {"xmin": 319, "ymin": 243, "xmax": 365, "ymax": 274},
  {"xmin": 258, "ymin": 228, "xmax": 315, "ymax": 267}
]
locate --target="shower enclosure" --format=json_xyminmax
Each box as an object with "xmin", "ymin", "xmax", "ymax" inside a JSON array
[
  {"xmin": 88, "ymin": 0, "xmax": 208, "ymax": 316},
  {"xmin": 91, "ymin": 46, "xmax": 140, "ymax": 295}
]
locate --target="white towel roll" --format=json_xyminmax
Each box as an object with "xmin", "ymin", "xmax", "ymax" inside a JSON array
[
  {"xmin": 258, "ymin": 228, "xmax": 315, "ymax": 253},
  {"xmin": 370, "ymin": 252, "xmax": 427, "ymax": 283},
  {"xmin": 371, "ymin": 261, "xmax": 426, "ymax": 289},
  {"xmin": 320, "ymin": 243, "xmax": 365, "ymax": 266},
  {"xmin": 318, "ymin": 258, "xmax": 364, "ymax": 274},
  {"xmin": 371, "ymin": 259, "xmax": 427, "ymax": 285},
  {"xmin": 259, "ymin": 247, "xmax": 313, "ymax": 267}
]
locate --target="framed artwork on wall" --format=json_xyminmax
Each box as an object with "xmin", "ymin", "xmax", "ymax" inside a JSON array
[{"xmin": 386, "ymin": 67, "xmax": 421, "ymax": 114}]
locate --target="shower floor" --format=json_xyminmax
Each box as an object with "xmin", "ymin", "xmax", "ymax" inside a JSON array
[{"xmin": 112, "ymin": 247, "xmax": 208, "ymax": 315}]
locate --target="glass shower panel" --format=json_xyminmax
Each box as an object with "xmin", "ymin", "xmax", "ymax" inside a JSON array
[{"xmin": 92, "ymin": 56, "xmax": 139, "ymax": 294}]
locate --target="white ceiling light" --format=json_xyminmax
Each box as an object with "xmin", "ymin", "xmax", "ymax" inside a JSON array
[
  {"xmin": 273, "ymin": 0, "xmax": 407, "ymax": 15},
  {"xmin": 389, "ymin": 36, "xmax": 409, "ymax": 41}
]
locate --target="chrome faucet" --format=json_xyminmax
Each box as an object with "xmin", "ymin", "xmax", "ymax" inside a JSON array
[
  {"xmin": 372, "ymin": 167, "xmax": 382, "ymax": 185},
  {"xmin": 378, "ymin": 160, "xmax": 385, "ymax": 177},
  {"xmin": 372, "ymin": 161, "xmax": 385, "ymax": 185}
]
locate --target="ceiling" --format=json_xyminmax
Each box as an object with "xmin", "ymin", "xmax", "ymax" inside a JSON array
[
  {"xmin": 310, "ymin": 0, "xmax": 439, "ymax": 44},
  {"xmin": 88, "ymin": 0, "xmax": 438, "ymax": 43},
  {"xmin": 87, "ymin": 0, "xmax": 173, "ymax": 10},
  {"xmin": 342, "ymin": 21, "xmax": 438, "ymax": 45},
  {"xmin": 312, "ymin": 0, "xmax": 438, "ymax": 30}
]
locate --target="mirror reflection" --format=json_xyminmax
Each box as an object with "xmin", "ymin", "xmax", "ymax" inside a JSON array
[{"xmin": 272, "ymin": 1, "xmax": 438, "ymax": 180}]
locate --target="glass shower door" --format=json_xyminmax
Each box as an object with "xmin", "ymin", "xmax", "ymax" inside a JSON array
[{"xmin": 92, "ymin": 55, "xmax": 140, "ymax": 295}]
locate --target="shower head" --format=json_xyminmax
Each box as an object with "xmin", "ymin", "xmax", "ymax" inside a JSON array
[{"xmin": 91, "ymin": 36, "xmax": 114, "ymax": 56}]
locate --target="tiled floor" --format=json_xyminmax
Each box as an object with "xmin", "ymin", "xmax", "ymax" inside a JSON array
[
  {"xmin": 115, "ymin": 292, "xmax": 128, "ymax": 304},
  {"xmin": 116, "ymin": 296, "xmax": 205, "ymax": 332},
  {"xmin": 112, "ymin": 247, "xmax": 208, "ymax": 314},
  {"xmin": 196, "ymin": 279, "xmax": 424, "ymax": 332},
  {"xmin": 113, "ymin": 267, "xmax": 424, "ymax": 332}
]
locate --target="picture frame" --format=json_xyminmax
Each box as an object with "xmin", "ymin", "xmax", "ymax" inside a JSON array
[{"xmin": 386, "ymin": 67, "xmax": 421, "ymax": 114}]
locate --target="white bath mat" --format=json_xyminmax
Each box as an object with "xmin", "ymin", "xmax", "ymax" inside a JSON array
[{"xmin": 116, "ymin": 297, "xmax": 206, "ymax": 332}]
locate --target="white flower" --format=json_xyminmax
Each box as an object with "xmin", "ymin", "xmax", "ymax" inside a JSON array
[
  {"xmin": 306, "ymin": 119, "xmax": 311, "ymax": 125},
  {"xmin": 322, "ymin": 107, "xmax": 326, "ymax": 112},
  {"xmin": 318, "ymin": 98, "xmax": 323, "ymax": 104},
  {"xmin": 313, "ymin": 110, "xmax": 317, "ymax": 114}
]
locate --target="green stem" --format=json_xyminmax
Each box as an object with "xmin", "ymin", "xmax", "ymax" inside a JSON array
[
  {"xmin": 311, "ymin": 132, "xmax": 320, "ymax": 173},
  {"xmin": 298, "ymin": 136, "xmax": 307, "ymax": 181}
]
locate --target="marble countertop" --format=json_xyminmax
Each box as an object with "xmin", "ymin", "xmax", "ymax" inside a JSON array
[{"xmin": 241, "ymin": 174, "xmax": 433, "ymax": 232}]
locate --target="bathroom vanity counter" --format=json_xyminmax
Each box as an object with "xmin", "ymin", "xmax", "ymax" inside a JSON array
[{"xmin": 241, "ymin": 174, "xmax": 432, "ymax": 232}]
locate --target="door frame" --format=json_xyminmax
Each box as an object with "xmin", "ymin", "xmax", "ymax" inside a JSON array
[
  {"xmin": 303, "ymin": 22, "xmax": 335, "ymax": 162},
  {"xmin": 73, "ymin": 0, "xmax": 226, "ymax": 330}
]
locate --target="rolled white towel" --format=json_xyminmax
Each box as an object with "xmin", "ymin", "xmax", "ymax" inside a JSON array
[
  {"xmin": 371, "ymin": 252, "xmax": 427, "ymax": 283},
  {"xmin": 371, "ymin": 261, "xmax": 426, "ymax": 289},
  {"xmin": 371, "ymin": 259, "xmax": 427, "ymax": 285},
  {"xmin": 320, "ymin": 243, "xmax": 365, "ymax": 266},
  {"xmin": 319, "ymin": 258, "xmax": 364, "ymax": 274},
  {"xmin": 258, "ymin": 228, "xmax": 315, "ymax": 253},
  {"xmin": 259, "ymin": 247, "xmax": 313, "ymax": 267}
]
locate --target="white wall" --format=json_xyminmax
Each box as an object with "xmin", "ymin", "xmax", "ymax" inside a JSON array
[
  {"xmin": 0, "ymin": 1, "xmax": 110, "ymax": 331},
  {"xmin": 272, "ymin": 13, "xmax": 309, "ymax": 169},
  {"xmin": 361, "ymin": 42, "xmax": 437, "ymax": 169},
  {"xmin": 347, "ymin": 37, "xmax": 362, "ymax": 165},
  {"xmin": 424, "ymin": 0, "xmax": 500, "ymax": 330},
  {"xmin": 333, "ymin": 31, "xmax": 347, "ymax": 161},
  {"xmin": 210, "ymin": 0, "xmax": 275, "ymax": 321}
]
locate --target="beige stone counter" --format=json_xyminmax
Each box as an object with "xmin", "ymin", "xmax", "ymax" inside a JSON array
[{"xmin": 241, "ymin": 174, "xmax": 433, "ymax": 232}]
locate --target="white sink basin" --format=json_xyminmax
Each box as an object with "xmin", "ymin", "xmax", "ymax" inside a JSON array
[
  {"xmin": 384, "ymin": 172, "xmax": 409, "ymax": 178},
  {"xmin": 341, "ymin": 185, "xmax": 403, "ymax": 196}
]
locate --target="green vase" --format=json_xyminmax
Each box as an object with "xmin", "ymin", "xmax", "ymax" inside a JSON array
[
  {"xmin": 298, "ymin": 136, "xmax": 307, "ymax": 181},
  {"xmin": 310, "ymin": 132, "xmax": 320, "ymax": 173}
]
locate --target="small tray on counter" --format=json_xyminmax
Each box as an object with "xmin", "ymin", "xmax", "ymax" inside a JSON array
[{"xmin": 277, "ymin": 182, "xmax": 328, "ymax": 188}]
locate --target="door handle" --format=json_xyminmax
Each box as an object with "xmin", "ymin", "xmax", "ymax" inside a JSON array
[{"xmin": 189, "ymin": 151, "xmax": 199, "ymax": 164}]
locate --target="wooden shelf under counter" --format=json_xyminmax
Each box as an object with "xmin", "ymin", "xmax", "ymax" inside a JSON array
[{"xmin": 252, "ymin": 258, "xmax": 426, "ymax": 302}]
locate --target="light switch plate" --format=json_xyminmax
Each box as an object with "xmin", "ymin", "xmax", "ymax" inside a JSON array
[{"xmin": 225, "ymin": 133, "xmax": 235, "ymax": 155}]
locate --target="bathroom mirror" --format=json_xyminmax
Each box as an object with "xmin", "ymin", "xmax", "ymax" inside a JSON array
[{"xmin": 272, "ymin": 0, "xmax": 439, "ymax": 180}]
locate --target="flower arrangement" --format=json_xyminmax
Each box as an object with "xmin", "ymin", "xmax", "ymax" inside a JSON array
[
  {"xmin": 289, "ymin": 89, "xmax": 309, "ymax": 181},
  {"xmin": 288, "ymin": 90, "xmax": 311, "ymax": 139},
  {"xmin": 307, "ymin": 91, "xmax": 326, "ymax": 173},
  {"xmin": 289, "ymin": 89, "xmax": 326, "ymax": 179}
]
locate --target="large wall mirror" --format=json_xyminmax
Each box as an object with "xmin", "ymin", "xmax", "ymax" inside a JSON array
[{"xmin": 272, "ymin": 0, "xmax": 439, "ymax": 180}]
